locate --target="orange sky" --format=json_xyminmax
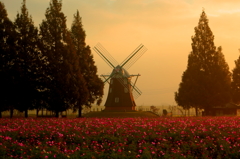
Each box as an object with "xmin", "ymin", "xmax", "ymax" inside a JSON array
[{"xmin": 1, "ymin": 0, "xmax": 240, "ymax": 106}]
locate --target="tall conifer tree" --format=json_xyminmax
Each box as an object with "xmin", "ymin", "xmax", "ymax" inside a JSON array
[
  {"xmin": 0, "ymin": 2, "xmax": 16, "ymax": 118},
  {"xmin": 39, "ymin": 0, "xmax": 88, "ymax": 117},
  {"xmin": 232, "ymin": 52, "xmax": 240, "ymax": 104},
  {"xmin": 175, "ymin": 11, "xmax": 231, "ymax": 115},
  {"xmin": 71, "ymin": 10, "xmax": 104, "ymax": 117},
  {"xmin": 14, "ymin": 0, "xmax": 41, "ymax": 117}
]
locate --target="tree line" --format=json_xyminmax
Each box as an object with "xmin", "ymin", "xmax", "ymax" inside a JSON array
[
  {"xmin": 2, "ymin": 1, "xmax": 240, "ymax": 118},
  {"xmin": 175, "ymin": 10, "xmax": 240, "ymax": 116},
  {"xmin": 0, "ymin": 0, "xmax": 104, "ymax": 118}
]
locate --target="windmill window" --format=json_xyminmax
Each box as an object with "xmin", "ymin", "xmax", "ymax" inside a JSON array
[
  {"xmin": 115, "ymin": 97, "xmax": 119, "ymax": 103},
  {"xmin": 110, "ymin": 88, "xmax": 112, "ymax": 93},
  {"xmin": 110, "ymin": 80, "xmax": 113, "ymax": 84},
  {"xmin": 124, "ymin": 88, "xmax": 128, "ymax": 93}
]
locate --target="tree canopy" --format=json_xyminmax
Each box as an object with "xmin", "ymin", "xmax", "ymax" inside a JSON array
[
  {"xmin": 13, "ymin": 0, "xmax": 42, "ymax": 117},
  {"xmin": 71, "ymin": 10, "xmax": 104, "ymax": 117},
  {"xmin": 0, "ymin": 0, "xmax": 103, "ymax": 118},
  {"xmin": 0, "ymin": 2, "xmax": 16, "ymax": 118},
  {"xmin": 39, "ymin": 0, "xmax": 89, "ymax": 117},
  {"xmin": 231, "ymin": 52, "xmax": 240, "ymax": 104},
  {"xmin": 175, "ymin": 11, "xmax": 231, "ymax": 115}
]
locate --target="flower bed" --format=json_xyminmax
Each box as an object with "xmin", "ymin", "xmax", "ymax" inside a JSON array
[{"xmin": 0, "ymin": 117, "xmax": 240, "ymax": 158}]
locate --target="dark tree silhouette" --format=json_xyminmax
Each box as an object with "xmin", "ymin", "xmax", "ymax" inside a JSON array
[
  {"xmin": 13, "ymin": 0, "xmax": 42, "ymax": 118},
  {"xmin": 232, "ymin": 51, "xmax": 240, "ymax": 104},
  {"xmin": 175, "ymin": 10, "xmax": 231, "ymax": 116},
  {"xmin": 71, "ymin": 10, "xmax": 104, "ymax": 117},
  {"xmin": 162, "ymin": 109, "xmax": 168, "ymax": 116},
  {"xmin": 39, "ymin": 0, "xmax": 88, "ymax": 117},
  {"xmin": 0, "ymin": 2, "xmax": 17, "ymax": 118}
]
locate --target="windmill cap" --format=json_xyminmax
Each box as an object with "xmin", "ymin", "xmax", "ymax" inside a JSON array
[{"xmin": 111, "ymin": 65, "xmax": 130, "ymax": 78}]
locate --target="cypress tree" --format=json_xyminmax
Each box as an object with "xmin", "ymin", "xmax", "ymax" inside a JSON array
[
  {"xmin": 64, "ymin": 31, "xmax": 89, "ymax": 117},
  {"xmin": 13, "ymin": 0, "xmax": 41, "ymax": 117},
  {"xmin": 232, "ymin": 51, "xmax": 240, "ymax": 104},
  {"xmin": 0, "ymin": 2, "xmax": 17, "ymax": 118},
  {"xmin": 175, "ymin": 10, "xmax": 231, "ymax": 116},
  {"xmin": 39, "ymin": 0, "xmax": 88, "ymax": 117},
  {"xmin": 71, "ymin": 10, "xmax": 104, "ymax": 117}
]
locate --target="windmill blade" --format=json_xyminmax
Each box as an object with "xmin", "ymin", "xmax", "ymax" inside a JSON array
[
  {"xmin": 103, "ymin": 74, "xmax": 115, "ymax": 84},
  {"xmin": 93, "ymin": 43, "xmax": 118, "ymax": 69},
  {"xmin": 115, "ymin": 76, "xmax": 142, "ymax": 99},
  {"xmin": 120, "ymin": 44, "xmax": 147, "ymax": 70},
  {"xmin": 131, "ymin": 74, "xmax": 140, "ymax": 89},
  {"xmin": 130, "ymin": 82, "xmax": 142, "ymax": 99},
  {"xmin": 101, "ymin": 75, "xmax": 111, "ymax": 84},
  {"xmin": 129, "ymin": 74, "xmax": 142, "ymax": 98}
]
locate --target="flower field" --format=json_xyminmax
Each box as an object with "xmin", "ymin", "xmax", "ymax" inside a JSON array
[{"xmin": 0, "ymin": 117, "xmax": 240, "ymax": 158}]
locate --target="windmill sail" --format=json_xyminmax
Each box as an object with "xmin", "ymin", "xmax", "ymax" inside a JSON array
[
  {"xmin": 93, "ymin": 43, "xmax": 118, "ymax": 69},
  {"xmin": 93, "ymin": 43, "xmax": 147, "ymax": 111},
  {"xmin": 113, "ymin": 74, "xmax": 142, "ymax": 99},
  {"xmin": 120, "ymin": 44, "xmax": 147, "ymax": 70}
]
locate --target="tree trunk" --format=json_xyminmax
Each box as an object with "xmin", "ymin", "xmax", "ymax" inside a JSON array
[
  {"xmin": 78, "ymin": 106, "xmax": 82, "ymax": 118},
  {"xmin": 195, "ymin": 107, "xmax": 198, "ymax": 116},
  {"xmin": 36, "ymin": 109, "xmax": 39, "ymax": 117},
  {"xmin": 25, "ymin": 109, "xmax": 28, "ymax": 118},
  {"xmin": 55, "ymin": 110, "xmax": 59, "ymax": 118},
  {"xmin": 0, "ymin": 111, "xmax": 2, "ymax": 118},
  {"xmin": 10, "ymin": 108, "xmax": 13, "ymax": 118}
]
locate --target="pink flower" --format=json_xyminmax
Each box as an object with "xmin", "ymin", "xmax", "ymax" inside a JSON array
[{"xmin": 5, "ymin": 136, "xmax": 12, "ymax": 140}]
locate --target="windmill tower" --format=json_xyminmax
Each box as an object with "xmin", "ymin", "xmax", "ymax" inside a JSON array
[{"xmin": 93, "ymin": 43, "xmax": 147, "ymax": 111}]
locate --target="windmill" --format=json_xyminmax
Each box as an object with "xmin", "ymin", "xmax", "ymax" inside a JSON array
[{"xmin": 93, "ymin": 43, "xmax": 147, "ymax": 111}]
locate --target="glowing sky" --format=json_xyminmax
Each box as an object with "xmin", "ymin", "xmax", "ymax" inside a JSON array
[{"xmin": 1, "ymin": 0, "xmax": 240, "ymax": 106}]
